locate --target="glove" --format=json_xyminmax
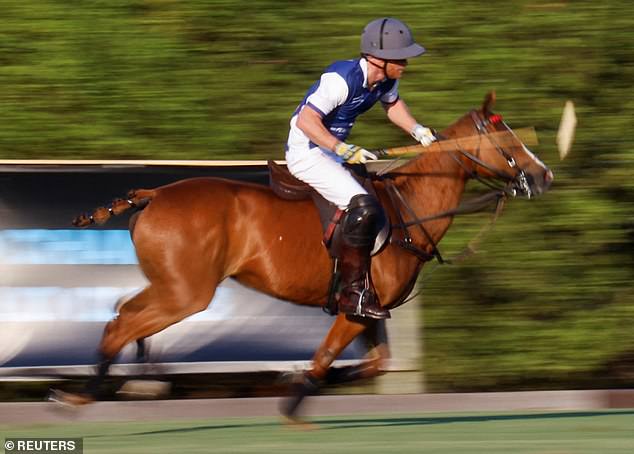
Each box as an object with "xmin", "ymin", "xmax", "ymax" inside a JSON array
[
  {"xmin": 411, "ymin": 124, "xmax": 437, "ymax": 147},
  {"xmin": 334, "ymin": 142, "xmax": 377, "ymax": 164}
]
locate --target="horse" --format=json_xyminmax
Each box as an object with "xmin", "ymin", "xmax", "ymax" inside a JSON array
[{"xmin": 51, "ymin": 92, "xmax": 553, "ymax": 420}]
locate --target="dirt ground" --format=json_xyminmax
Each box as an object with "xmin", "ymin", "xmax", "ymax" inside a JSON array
[{"xmin": 1, "ymin": 389, "xmax": 633, "ymax": 425}]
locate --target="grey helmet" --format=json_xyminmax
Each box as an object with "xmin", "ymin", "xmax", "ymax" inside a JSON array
[{"xmin": 361, "ymin": 18, "xmax": 425, "ymax": 60}]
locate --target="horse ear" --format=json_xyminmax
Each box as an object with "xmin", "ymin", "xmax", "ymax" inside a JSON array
[{"xmin": 482, "ymin": 91, "xmax": 496, "ymax": 115}]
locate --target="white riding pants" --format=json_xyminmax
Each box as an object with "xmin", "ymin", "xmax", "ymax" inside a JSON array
[{"xmin": 286, "ymin": 118, "xmax": 367, "ymax": 209}]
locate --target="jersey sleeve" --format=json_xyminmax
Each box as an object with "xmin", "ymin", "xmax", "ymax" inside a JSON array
[
  {"xmin": 305, "ymin": 72, "xmax": 349, "ymax": 117},
  {"xmin": 380, "ymin": 80, "xmax": 400, "ymax": 104}
]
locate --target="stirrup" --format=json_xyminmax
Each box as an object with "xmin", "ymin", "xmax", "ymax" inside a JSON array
[{"xmin": 338, "ymin": 287, "xmax": 390, "ymax": 320}]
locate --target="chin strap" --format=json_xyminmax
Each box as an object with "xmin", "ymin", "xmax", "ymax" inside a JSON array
[
  {"xmin": 363, "ymin": 55, "xmax": 389, "ymax": 81},
  {"xmin": 367, "ymin": 57, "xmax": 388, "ymax": 72}
]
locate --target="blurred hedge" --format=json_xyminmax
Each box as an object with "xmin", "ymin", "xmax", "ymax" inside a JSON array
[{"xmin": 1, "ymin": 0, "xmax": 633, "ymax": 391}]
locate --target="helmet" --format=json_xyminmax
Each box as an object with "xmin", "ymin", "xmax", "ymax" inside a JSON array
[{"xmin": 361, "ymin": 18, "xmax": 425, "ymax": 60}]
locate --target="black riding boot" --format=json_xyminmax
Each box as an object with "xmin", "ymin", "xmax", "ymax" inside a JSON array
[{"xmin": 336, "ymin": 243, "xmax": 390, "ymax": 319}]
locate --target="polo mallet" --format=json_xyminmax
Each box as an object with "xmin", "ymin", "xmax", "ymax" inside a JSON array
[
  {"xmin": 556, "ymin": 101, "xmax": 577, "ymax": 160},
  {"xmin": 375, "ymin": 127, "xmax": 539, "ymax": 157}
]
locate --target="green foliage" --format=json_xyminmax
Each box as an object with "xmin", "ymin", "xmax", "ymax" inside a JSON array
[{"xmin": 1, "ymin": 1, "xmax": 633, "ymax": 391}]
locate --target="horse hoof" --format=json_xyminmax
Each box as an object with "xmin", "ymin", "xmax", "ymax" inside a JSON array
[{"xmin": 48, "ymin": 389, "xmax": 95, "ymax": 407}]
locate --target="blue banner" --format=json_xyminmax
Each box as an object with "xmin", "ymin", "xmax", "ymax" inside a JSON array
[{"xmin": 0, "ymin": 164, "xmax": 367, "ymax": 375}]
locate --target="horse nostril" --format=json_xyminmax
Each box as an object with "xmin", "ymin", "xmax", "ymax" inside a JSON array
[{"xmin": 544, "ymin": 169, "xmax": 554, "ymax": 184}]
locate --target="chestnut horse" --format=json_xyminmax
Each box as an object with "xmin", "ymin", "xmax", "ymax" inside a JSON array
[{"xmin": 54, "ymin": 92, "xmax": 552, "ymax": 419}]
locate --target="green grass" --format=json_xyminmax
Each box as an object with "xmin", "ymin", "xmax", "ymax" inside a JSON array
[{"xmin": 2, "ymin": 410, "xmax": 634, "ymax": 453}]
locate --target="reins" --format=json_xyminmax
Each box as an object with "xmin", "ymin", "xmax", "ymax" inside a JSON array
[
  {"xmin": 380, "ymin": 174, "xmax": 508, "ymax": 266},
  {"xmin": 387, "ymin": 191, "xmax": 506, "ymax": 308},
  {"xmin": 374, "ymin": 110, "xmax": 531, "ymax": 268}
]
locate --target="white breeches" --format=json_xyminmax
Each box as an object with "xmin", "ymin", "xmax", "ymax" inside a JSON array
[{"xmin": 286, "ymin": 119, "xmax": 367, "ymax": 209}]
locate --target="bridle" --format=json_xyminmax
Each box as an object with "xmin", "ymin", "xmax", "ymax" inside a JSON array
[
  {"xmin": 378, "ymin": 110, "xmax": 536, "ymax": 274},
  {"xmin": 452, "ymin": 111, "xmax": 533, "ymax": 199}
]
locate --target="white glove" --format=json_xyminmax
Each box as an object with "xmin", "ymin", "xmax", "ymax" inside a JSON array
[
  {"xmin": 334, "ymin": 142, "xmax": 378, "ymax": 164},
  {"xmin": 411, "ymin": 123, "xmax": 437, "ymax": 147}
]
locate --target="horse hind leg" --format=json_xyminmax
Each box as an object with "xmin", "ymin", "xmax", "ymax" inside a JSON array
[
  {"xmin": 114, "ymin": 295, "xmax": 151, "ymax": 362},
  {"xmin": 48, "ymin": 292, "xmax": 148, "ymax": 406},
  {"xmin": 136, "ymin": 337, "xmax": 149, "ymax": 362},
  {"xmin": 97, "ymin": 280, "xmax": 217, "ymax": 378},
  {"xmin": 52, "ymin": 277, "xmax": 218, "ymax": 405},
  {"xmin": 111, "ymin": 294, "xmax": 151, "ymax": 363}
]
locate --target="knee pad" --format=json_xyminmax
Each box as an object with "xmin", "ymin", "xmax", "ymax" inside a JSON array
[{"xmin": 341, "ymin": 194, "xmax": 386, "ymax": 248}]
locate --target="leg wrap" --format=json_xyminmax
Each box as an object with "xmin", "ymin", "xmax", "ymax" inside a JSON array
[
  {"xmin": 325, "ymin": 364, "xmax": 368, "ymax": 385},
  {"xmin": 84, "ymin": 355, "xmax": 113, "ymax": 399}
]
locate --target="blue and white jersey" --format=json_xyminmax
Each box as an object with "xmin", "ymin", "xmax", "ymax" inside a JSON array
[{"xmin": 287, "ymin": 58, "xmax": 399, "ymax": 149}]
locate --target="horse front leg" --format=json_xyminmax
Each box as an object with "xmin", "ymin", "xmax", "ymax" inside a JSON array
[
  {"xmin": 280, "ymin": 313, "xmax": 378, "ymax": 421},
  {"xmin": 323, "ymin": 319, "xmax": 389, "ymax": 386}
]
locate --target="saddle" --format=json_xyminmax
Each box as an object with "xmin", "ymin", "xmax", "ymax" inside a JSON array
[{"xmin": 267, "ymin": 160, "xmax": 390, "ymax": 257}]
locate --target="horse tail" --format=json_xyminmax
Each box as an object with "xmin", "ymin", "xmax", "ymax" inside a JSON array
[{"xmin": 72, "ymin": 189, "xmax": 157, "ymax": 227}]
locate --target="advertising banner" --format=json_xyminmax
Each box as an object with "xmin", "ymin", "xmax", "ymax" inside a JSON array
[{"xmin": 0, "ymin": 162, "xmax": 367, "ymax": 376}]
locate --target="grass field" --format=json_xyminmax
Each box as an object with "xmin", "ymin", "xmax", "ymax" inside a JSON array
[{"xmin": 2, "ymin": 410, "xmax": 634, "ymax": 453}]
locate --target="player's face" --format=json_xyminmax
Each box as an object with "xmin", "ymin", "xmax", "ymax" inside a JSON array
[{"xmin": 384, "ymin": 59, "xmax": 408, "ymax": 79}]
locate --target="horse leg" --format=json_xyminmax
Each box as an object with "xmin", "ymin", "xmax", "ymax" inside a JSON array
[
  {"xmin": 106, "ymin": 278, "xmax": 219, "ymax": 379},
  {"xmin": 82, "ymin": 294, "xmax": 156, "ymax": 399},
  {"xmin": 281, "ymin": 313, "xmax": 374, "ymax": 420},
  {"xmin": 136, "ymin": 338, "xmax": 149, "ymax": 362},
  {"xmin": 79, "ymin": 298, "xmax": 151, "ymax": 399},
  {"xmin": 53, "ymin": 275, "xmax": 219, "ymax": 405},
  {"xmin": 116, "ymin": 295, "xmax": 150, "ymax": 363},
  {"xmin": 323, "ymin": 319, "xmax": 390, "ymax": 386}
]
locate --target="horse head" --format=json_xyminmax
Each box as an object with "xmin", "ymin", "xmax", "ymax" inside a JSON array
[{"xmin": 442, "ymin": 91, "xmax": 554, "ymax": 198}]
